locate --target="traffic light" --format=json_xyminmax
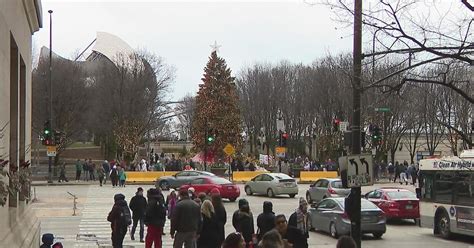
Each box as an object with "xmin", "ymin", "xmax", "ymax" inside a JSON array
[
  {"xmin": 333, "ymin": 118, "xmax": 341, "ymax": 131},
  {"xmin": 206, "ymin": 129, "xmax": 215, "ymax": 144},
  {"xmin": 42, "ymin": 121, "xmax": 53, "ymax": 146},
  {"xmin": 371, "ymin": 125, "xmax": 382, "ymax": 146},
  {"xmin": 281, "ymin": 133, "xmax": 288, "ymax": 147}
]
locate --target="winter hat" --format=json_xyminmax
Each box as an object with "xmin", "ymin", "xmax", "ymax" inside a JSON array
[
  {"xmin": 299, "ymin": 197, "xmax": 308, "ymax": 207},
  {"xmin": 188, "ymin": 187, "xmax": 195, "ymax": 193},
  {"xmin": 41, "ymin": 233, "xmax": 54, "ymax": 245},
  {"xmin": 238, "ymin": 198, "xmax": 249, "ymax": 209},
  {"xmin": 263, "ymin": 201, "xmax": 273, "ymax": 213},
  {"xmin": 114, "ymin": 193, "xmax": 125, "ymax": 203},
  {"xmin": 210, "ymin": 188, "xmax": 220, "ymax": 196},
  {"xmin": 170, "ymin": 188, "xmax": 176, "ymax": 193},
  {"xmin": 137, "ymin": 187, "xmax": 143, "ymax": 192}
]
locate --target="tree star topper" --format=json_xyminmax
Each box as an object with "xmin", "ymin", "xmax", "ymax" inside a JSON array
[{"xmin": 210, "ymin": 40, "xmax": 221, "ymax": 54}]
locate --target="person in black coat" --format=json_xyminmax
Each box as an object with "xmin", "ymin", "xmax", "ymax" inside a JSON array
[
  {"xmin": 144, "ymin": 188, "xmax": 167, "ymax": 247},
  {"xmin": 232, "ymin": 198, "xmax": 249, "ymax": 231},
  {"xmin": 257, "ymin": 201, "xmax": 275, "ymax": 241},
  {"xmin": 197, "ymin": 200, "xmax": 220, "ymax": 248},
  {"xmin": 275, "ymin": 214, "xmax": 307, "ymax": 248},
  {"xmin": 235, "ymin": 204, "xmax": 255, "ymax": 247},
  {"xmin": 129, "ymin": 187, "xmax": 147, "ymax": 242},
  {"xmin": 211, "ymin": 193, "xmax": 227, "ymax": 247}
]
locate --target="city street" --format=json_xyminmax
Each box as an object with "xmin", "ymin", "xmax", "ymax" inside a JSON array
[{"xmin": 32, "ymin": 182, "xmax": 474, "ymax": 248}]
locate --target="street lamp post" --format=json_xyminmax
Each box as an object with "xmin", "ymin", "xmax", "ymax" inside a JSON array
[{"xmin": 47, "ymin": 10, "xmax": 53, "ymax": 184}]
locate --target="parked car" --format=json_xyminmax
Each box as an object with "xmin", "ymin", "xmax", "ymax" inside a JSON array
[
  {"xmin": 180, "ymin": 177, "xmax": 240, "ymax": 202},
  {"xmin": 244, "ymin": 173, "xmax": 298, "ymax": 198},
  {"xmin": 364, "ymin": 188, "xmax": 419, "ymax": 222},
  {"xmin": 155, "ymin": 170, "xmax": 216, "ymax": 190},
  {"xmin": 309, "ymin": 198, "xmax": 386, "ymax": 239},
  {"xmin": 306, "ymin": 178, "xmax": 350, "ymax": 203}
]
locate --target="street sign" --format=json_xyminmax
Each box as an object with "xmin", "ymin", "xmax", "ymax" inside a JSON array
[
  {"xmin": 374, "ymin": 107, "xmax": 390, "ymax": 112},
  {"xmin": 276, "ymin": 118, "xmax": 285, "ymax": 132},
  {"xmin": 339, "ymin": 154, "xmax": 373, "ymax": 187},
  {"xmin": 46, "ymin": 145, "xmax": 57, "ymax": 157},
  {"xmin": 339, "ymin": 121, "xmax": 349, "ymax": 132},
  {"xmin": 223, "ymin": 143, "xmax": 235, "ymax": 156},
  {"xmin": 275, "ymin": 146, "xmax": 287, "ymax": 158}
]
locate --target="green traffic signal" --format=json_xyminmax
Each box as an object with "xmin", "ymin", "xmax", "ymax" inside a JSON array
[
  {"xmin": 207, "ymin": 136, "xmax": 214, "ymax": 142},
  {"xmin": 44, "ymin": 129, "xmax": 50, "ymax": 135}
]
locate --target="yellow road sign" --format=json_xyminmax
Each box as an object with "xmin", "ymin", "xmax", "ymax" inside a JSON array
[
  {"xmin": 223, "ymin": 143, "xmax": 235, "ymax": 156},
  {"xmin": 46, "ymin": 145, "xmax": 57, "ymax": 157}
]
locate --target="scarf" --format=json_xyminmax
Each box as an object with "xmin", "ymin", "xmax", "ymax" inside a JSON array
[{"xmin": 295, "ymin": 208, "xmax": 309, "ymax": 234}]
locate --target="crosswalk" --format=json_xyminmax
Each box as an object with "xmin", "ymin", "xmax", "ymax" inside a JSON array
[{"xmin": 75, "ymin": 186, "xmax": 175, "ymax": 247}]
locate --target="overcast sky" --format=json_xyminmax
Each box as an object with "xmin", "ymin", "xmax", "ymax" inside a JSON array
[{"xmin": 34, "ymin": 0, "xmax": 354, "ymax": 100}]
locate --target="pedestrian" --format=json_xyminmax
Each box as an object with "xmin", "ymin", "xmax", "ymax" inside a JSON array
[
  {"xmin": 144, "ymin": 188, "xmax": 167, "ymax": 247},
  {"xmin": 83, "ymin": 158, "xmax": 89, "ymax": 181},
  {"xmin": 198, "ymin": 192, "xmax": 208, "ymax": 203},
  {"xmin": 110, "ymin": 165, "xmax": 119, "ymax": 187},
  {"xmin": 89, "ymin": 159, "xmax": 95, "ymax": 181},
  {"xmin": 400, "ymin": 164, "xmax": 408, "ymax": 185},
  {"xmin": 130, "ymin": 187, "xmax": 147, "ymax": 242},
  {"xmin": 58, "ymin": 162, "xmax": 68, "ymax": 183},
  {"xmin": 233, "ymin": 200, "xmax": 255, "ymax": 247},
  {"xmin": 170, "ymin": 189, "xmax": 202, "ymax": 248},
  {"xmin": 75, "ymin": 159, "xmax": 82, "ymax": 182},
  {"xmin": 288, "ymin": 198, "xmax": 309, "ymax": 248},
  {"xmin": 274, "ymin": 214, "xmax": 306, "ymax": 248},
  {"xmin": 97, "ymin": 165, "xmax": 105, "ymax": 186},
  {"xmin": 410, "ymin": 163, "xmax": 418, "ymax": 185},
  {"xmin": 103, "ymin": 160, "xmax": 110, "ymax": 185},
  {"xmin": 197, "ymin": 200, "xmax": 219, "ymax": 248},
  {"xmin": 188, "ymin": 187, "xmax": 196, "ymax": 200},
  {"xmin": 166, "ymin": 189, "xmax": 178, "ymax": 221},
  {"xmin": 257, "ymin": 201, "xmax": 275, "ymax": 241},
  {"xmin": 259, "ymin": 229, "xmax": 284, "ymax": 248},
  {"xmin": 223, "ymin": 232, "xmax": 245, "ymax": 248},
  {"xmin": 40, "ymin": 233, "xmax": 54, "ymax": 248},
  {"xmin": 336, "ymin": 236, "xmax": 356, "ymax": 248},
  {"xmin": 119, "ymin": 167, "xmax": 127, "ymax": 187},
  {"xmin": 387, "ymin": 162, "xmax": 394, "ymax": 182},
  {"xmin": 107, "ymin": 193, "xmax": 132, "ymax": 248},
  {"xmin": 232, "ymin": 199, "xmax": 249, "ymax": 231},
  {"xmin": 394, "ymin": 161, "xmax": 402, "ymax": 183},
  {"xmin": 211, "ymin": 191, "xmax": 227, "ymax": 247}
]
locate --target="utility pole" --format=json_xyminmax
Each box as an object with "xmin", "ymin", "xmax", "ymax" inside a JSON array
[
  {"xmin": 204, "ymin": 122, "xmax": 208, "ymax": 171},
  {"xmin": 47, "ymin": 10, "xmax": 53, "ymax": 184},
  {"xmin": 350, "ymin": 0, "xmax": 363, "ymax": 247}
]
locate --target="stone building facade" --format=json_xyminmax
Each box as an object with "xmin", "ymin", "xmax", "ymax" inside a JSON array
[{"xmin": 0, "ymin": 0, "xmax": 42, "ymax": 246}]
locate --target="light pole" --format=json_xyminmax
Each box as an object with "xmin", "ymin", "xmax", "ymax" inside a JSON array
[{"xmin": 47, "ymin": 10, "xmax": 53, "ymax": 184}]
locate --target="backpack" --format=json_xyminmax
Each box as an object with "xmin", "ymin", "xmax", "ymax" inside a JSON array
[{"xmin": 120, "ymin": 205, "xmax": 132, "ymax": 226}]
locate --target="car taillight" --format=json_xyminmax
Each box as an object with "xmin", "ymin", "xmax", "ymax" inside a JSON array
[
  {"xmin": 328, "ymin": 188, "xmax": 337, "ymax": 194},
  {"xmin": 388, "ymin": 201, "xmax": 399, "ymax": 208}
]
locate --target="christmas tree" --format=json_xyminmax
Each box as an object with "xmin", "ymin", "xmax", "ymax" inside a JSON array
[{"xmin": 192, "ymin": 51, "xmax": 242, "ymax": 160}]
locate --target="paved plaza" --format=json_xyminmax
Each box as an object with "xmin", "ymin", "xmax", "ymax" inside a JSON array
[{"xmin": 32, "ymin": 182, "xmax": 474, "ymax": 248}]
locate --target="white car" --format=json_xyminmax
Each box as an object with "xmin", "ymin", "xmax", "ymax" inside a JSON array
[{"xmin": 244, "ymin": 173, "xmax": 298, "ymax": 198}]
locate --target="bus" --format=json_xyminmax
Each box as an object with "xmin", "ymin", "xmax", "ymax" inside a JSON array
[{"xmin": 418, "ymin": 150, "xmax": 474, "ymax": 239}]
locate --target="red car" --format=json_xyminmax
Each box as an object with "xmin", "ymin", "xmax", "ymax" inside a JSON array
[
  {"xmin": 180, "ymin": 177, "xmax": 240, "ymax": 202},
  {"xmin": 364, "ymin": 188, "xmax": 419, "ymax": 222}
]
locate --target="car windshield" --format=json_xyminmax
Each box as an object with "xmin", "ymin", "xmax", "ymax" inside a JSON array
[
  {"xmin": 337, "ymin": 198, "xmax": 379, "ymax": 210},
  {"xmin": 386, "ymin": 191, "xmax": 416, "ymax": 199},
  {"xmin": 331, "ymin": 181, "xmax": 343, "ymax": 188},
  {"xmin": 211, "ymin": 177, "xmax": 232, "ymax": 185}
]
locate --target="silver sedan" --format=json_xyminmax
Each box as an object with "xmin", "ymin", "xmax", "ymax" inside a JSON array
[
  {"xmin": 306, "ymin": 178, "xmax": 350, "ymax": 204},
  {"xmin": 244, "ymin": 173, "xmax": 298, "ymax": 198},
  {"xmin": 309, "ymin": 197, "xmax": 386, "ymax": 239}
]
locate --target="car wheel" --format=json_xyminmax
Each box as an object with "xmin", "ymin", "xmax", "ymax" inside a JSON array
[
  {"xmin": 229, "ymin": 198, "xmax": 237, "ymax": 202},
  {"xmin": 267, "ymin": 188, "xmax": 275, "ymax": 198},
  {"xmin": 245, "ymin": 186, "xmax": 253, "ymax": 196},
  {"xmin": 436, "ymin": 211, "xmax": 452, "ymax": 239},
  {"xmin": 306, "ymin": 192, "xmax": 312, "ymax": 203},
  {"xmin": 373, "ymin": 232, "xmax": 383, "ymax": 239},
  {"xmin": 330, "ymin": 222, "xmax": 338, "ymax": 238},
  {"xmin": 289, "ymin": 194, "xmax": 296, "ymax": 198},
  {"xmin": 159, "ymin": 181, "xmax": 170, "ymax": 190}
]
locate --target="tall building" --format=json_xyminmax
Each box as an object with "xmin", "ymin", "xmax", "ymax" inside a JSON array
[{"xmin": 0, "ymin": 0, "xmax": 42, "ymax": 246}]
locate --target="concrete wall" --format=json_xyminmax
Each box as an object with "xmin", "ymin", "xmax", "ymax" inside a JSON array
[{"xmin": 0, "ymin": 0, "xmax": 41, "ymax": 247}]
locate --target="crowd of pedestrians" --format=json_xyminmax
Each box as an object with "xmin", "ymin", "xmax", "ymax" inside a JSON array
[{"xmin": 105, "ymin": 185, "xmax": 360, "ymax": 248}]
